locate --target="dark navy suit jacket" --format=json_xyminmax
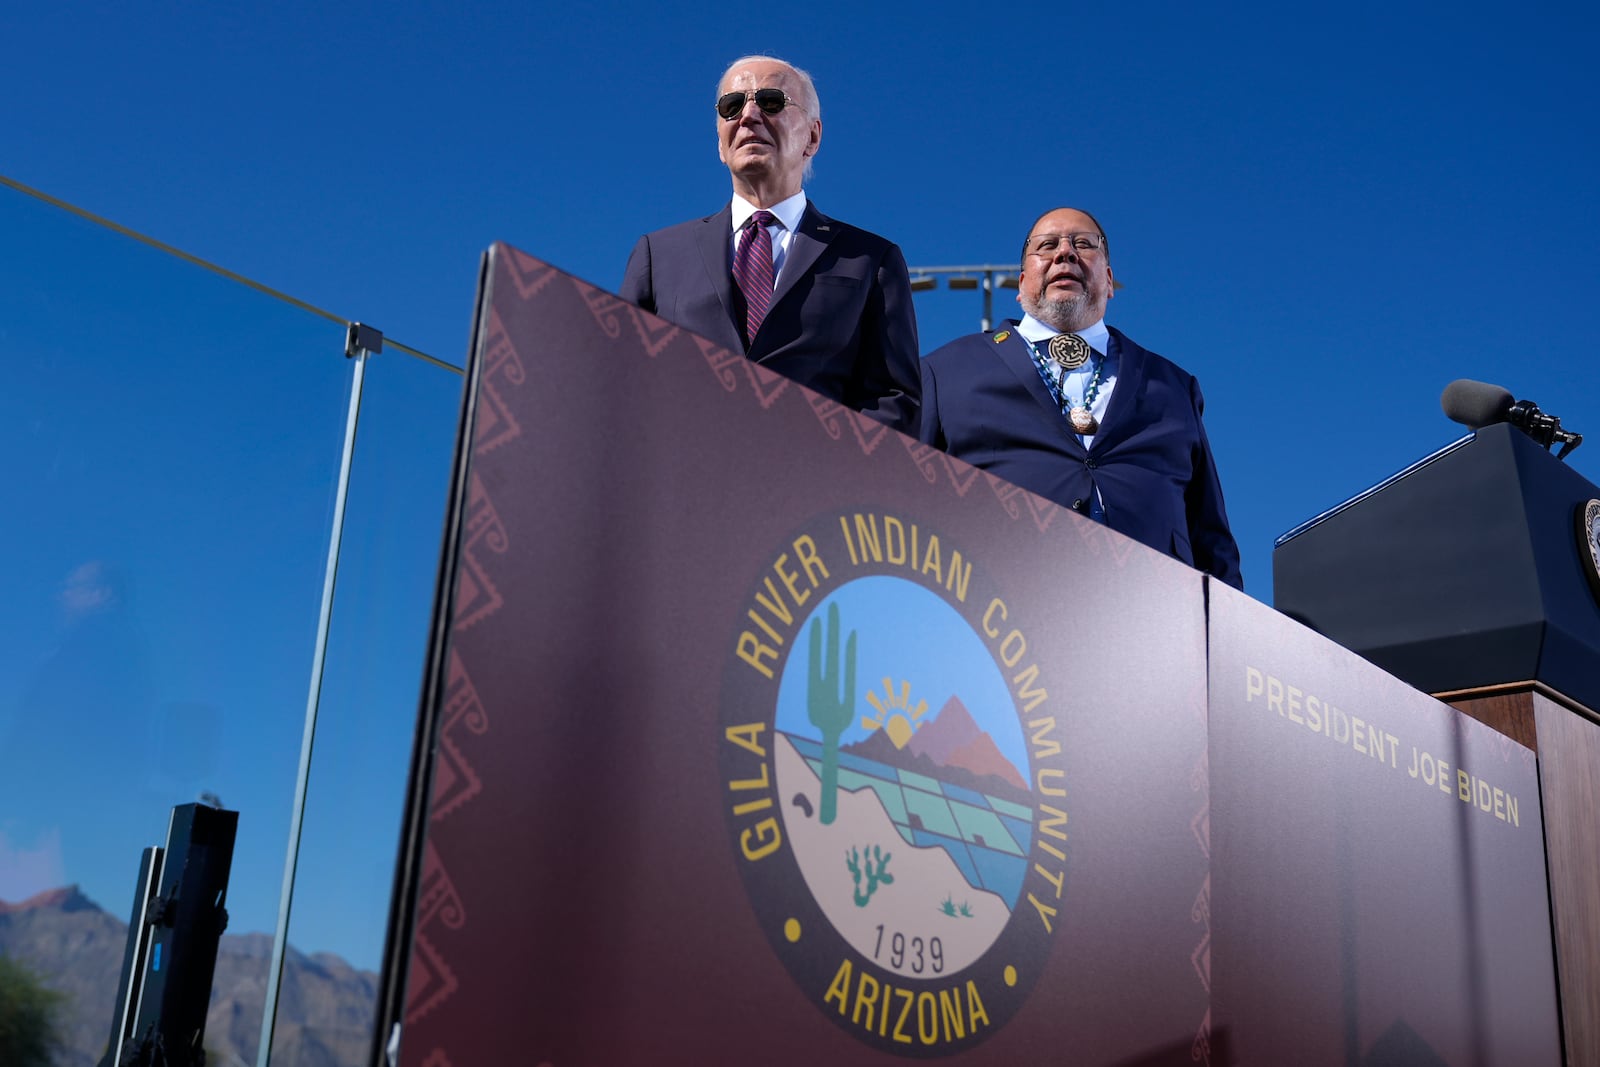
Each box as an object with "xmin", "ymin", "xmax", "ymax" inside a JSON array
[
  {"xmin": 621, "ymin": 202, "xmax": 919, "ymax": 434},
  {"xmin": 920, "ymin": 322, "xmax": 1243, "ymax": 588}
]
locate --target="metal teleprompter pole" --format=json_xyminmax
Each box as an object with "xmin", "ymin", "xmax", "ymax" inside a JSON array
[{"xmin": 255, "ymin": 323, "xmax": 382, "ymax": 1067}]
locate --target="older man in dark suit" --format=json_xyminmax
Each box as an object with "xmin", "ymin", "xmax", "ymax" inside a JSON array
[
  {"xmin": 621, "ymin": 55, "xmax": 919, "ymax": 434},
  {"xmin": 920, "ymin": 207, "xmax": 1243, "ymax": 588}
]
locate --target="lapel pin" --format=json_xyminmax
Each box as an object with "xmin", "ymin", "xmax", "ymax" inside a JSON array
[{"xmin": 993, "ymin": 331, "xmax": 1010, "ymax": 343}]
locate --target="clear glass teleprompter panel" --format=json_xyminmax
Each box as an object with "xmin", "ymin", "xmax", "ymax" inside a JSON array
[
  {"xmin": 0, "ymin": 181, "xmax": 351, "ymax": 1065},
  {"xmin": 273, "ymin": 335, "xmax": 464, "ymax": 1066}
]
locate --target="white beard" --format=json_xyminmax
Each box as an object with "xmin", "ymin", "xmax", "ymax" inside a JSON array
[{"xmin": 1019, "ymin": 290, "xmax": 1095, "ymax": 334}]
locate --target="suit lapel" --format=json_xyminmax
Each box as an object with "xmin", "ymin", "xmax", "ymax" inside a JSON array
[
  {"xmin": 1091, "ymin": 327, "xmax": 1146, "ymax": 448},
  {"xmin": 991, "ymin": 325, "xmax": 1088, "ymax": 456},
  {"xmin": 772, "ymin": 202, "xmax": 830, "ymax": 311},
  {"xmin": 694, "ymin": 205, "xmax": 741, "ymax": 347}
]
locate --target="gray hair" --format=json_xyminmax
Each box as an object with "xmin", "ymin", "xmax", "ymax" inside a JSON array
[{"xmin": 718, "ymin": 55, "xmax": 821, "ymax": 119}]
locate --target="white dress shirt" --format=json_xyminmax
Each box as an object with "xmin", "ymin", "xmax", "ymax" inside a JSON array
[
  {"xmin": 730, "ymin": 191, "xmax": 808, "ymax": 280},
  {"xmin": 1016, "ymin": 314, "xmax": 1119, "ymax": 448}
]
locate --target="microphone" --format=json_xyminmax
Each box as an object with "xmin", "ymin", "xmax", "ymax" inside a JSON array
[
  {"xmin": 1441, "ymin": 379, "xmax": 1583, "ymax": 458},
  {"xmin": 1441, "ymin": 379, "xmax": 1514, "ymax": 429}
]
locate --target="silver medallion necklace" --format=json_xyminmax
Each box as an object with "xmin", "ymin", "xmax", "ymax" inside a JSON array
[{"xmin": 1029, "ymin": 334, "xmax": 1105, "ymax": 434}]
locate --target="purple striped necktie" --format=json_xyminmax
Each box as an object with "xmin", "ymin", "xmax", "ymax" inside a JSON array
[{"xmin": 733, "ymin": 209, "xmax": 778, "ymax": 347}]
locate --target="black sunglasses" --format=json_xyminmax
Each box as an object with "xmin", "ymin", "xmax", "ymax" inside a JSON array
[{"xmin": 716, "ymin": 88, "xmax": 806, "ymax": 121}]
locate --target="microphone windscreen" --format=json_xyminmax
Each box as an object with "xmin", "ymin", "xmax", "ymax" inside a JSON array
[{"xmin": 1441, "ymin": 379, "xmax": 1514, "ymax": 428}]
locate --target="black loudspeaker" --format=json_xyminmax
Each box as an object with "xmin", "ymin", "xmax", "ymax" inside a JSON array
[
  {"xmin": 100, "ymin": 802, "xmax": 238, "ymax": 1067},
  {"xmin": 1274, "ymin": 422, "xmax": 1600, "ymax": 710}
]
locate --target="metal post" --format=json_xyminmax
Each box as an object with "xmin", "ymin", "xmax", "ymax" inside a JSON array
[
  {"xmin": 905, "ymin": 264, "xmax": 1018, "ymax": 333},
  {"xmin": 255, "ymin": 323, "xmax": 382, "ymax": 1067}
]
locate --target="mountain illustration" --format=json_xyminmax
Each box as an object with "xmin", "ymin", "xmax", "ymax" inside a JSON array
[
  {"xmin": 843, "ymin": 695, "xmax": 1028, "ymax": 795},
  {"xmin": 944, "ymin": 732, "xmax": 1029, "ymax": 791},
  {"xmin": 905, "ymin": 694, "xmax": 981, "ymax": 764}
]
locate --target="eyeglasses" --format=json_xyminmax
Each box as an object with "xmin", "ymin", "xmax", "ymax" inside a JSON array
[
  {"xmin": 716, "ymin": 88, "xmax": 807, "ymax": 120},
  {"xmin": 1025, "ymin": 232, "xmax": 1106, "ymax": 258}
]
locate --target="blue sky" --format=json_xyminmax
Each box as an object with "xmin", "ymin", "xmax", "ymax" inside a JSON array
[{"xmin": 2, "ymin": 1, "xmax": 1596, "ymax": 974}]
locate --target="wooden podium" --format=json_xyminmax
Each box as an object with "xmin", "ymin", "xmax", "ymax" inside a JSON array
[
  {"xmin": 1277, "ymin": 422, "xmax": 1600, "ymax": 1063},
  {"xmin": 1446, "ymin": 684, "xmax": 1600, "ymax": 1064}
]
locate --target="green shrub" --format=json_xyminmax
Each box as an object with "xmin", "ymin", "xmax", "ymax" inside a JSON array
[{"xmin": 0, "ymin": 954, "xmax": 64, "ymax": 1067}]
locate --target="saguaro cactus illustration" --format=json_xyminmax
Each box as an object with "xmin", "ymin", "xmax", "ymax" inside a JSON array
[{"xmin": 807, "ymin": 601, "xmax": 857, "ymax": 825}]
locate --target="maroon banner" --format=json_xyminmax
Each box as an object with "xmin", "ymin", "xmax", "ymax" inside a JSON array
[
  {"xmin": 394, "ymin": 247, "xmax": 1213, "ymax": 1065},
  {"xmin": 1208, "ymin": 581, "xmax": 1561, "ymax": 1065},
  {"xmin": 387, "ymin": 246, "xmax": 1561, "ymax": 1066}
]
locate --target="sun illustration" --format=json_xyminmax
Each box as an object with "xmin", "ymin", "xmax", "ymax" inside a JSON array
[{"xmin": 860, "ymin": 678, "xmax": 929, "ymax": 749}]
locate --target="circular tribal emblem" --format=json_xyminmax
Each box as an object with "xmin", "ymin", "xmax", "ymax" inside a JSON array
[
  {"xmin": 1047, "ymin": 332, "xmax": 1091, "ymax": 370},
  {"xmin": 721, "ymin": 515, "xmax": 1068, "ymax": 1056},
  {"xmin": 1578, "ymin": 499, "xmax": 1600, "ymax": 604}
]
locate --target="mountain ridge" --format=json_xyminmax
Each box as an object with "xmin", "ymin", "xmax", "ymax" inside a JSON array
[{"xmin": 0, "ymin": 885, "xmax": 376, "ymax": 1067}]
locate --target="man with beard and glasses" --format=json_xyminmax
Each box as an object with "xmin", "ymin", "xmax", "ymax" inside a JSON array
[
  {"xmin": 621, "ymin": 55, "xmax": 919, "ymax": 433},
  {"xmin": 919, "ymin": 207, "xmax": 1242, "ymax": 588}
]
